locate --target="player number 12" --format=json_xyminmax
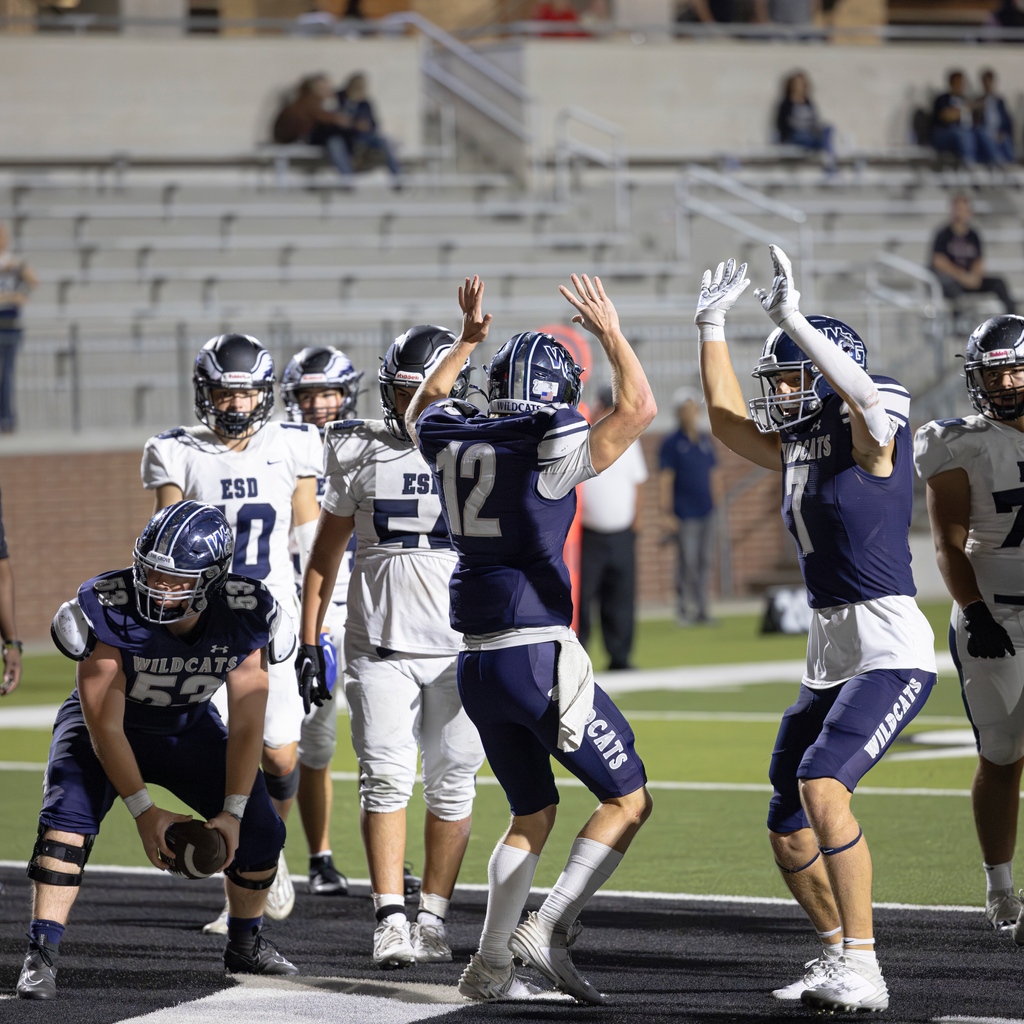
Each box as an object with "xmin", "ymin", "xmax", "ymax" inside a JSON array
[{"xmin": 435, "ymin": 441, "xmax": 502, "ymax": 538}]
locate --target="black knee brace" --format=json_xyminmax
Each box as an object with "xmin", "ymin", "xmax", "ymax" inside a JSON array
[
  {"xmin": 27, "ymin": 826, "xmax": 95, "ymax": 887},
  {"xmin": 225, "ymin": 858, "xmax": 278, "ymax": 891},
  {"xmin": 263, "ymin": 764, "xmax": 299, "ymax": 802},
  {"xmin": 775, "ymin": 851, "xmax": 821, "ymax": 874},
  {"xmin": 820, "ymin": 828, "xmax": 863, "ymax": 857}
]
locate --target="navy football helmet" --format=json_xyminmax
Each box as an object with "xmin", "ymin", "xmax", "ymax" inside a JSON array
[
  {"xmin": 133, "ymin": 501, "xmax": 234, "ymax": 623},
  {"xmin": 487, "ymin": 332, "xmax": 584, "ymax": 415},
  {"xmin": 281, "ymin": 345, "xmax": 363, "ymax": 429},
  {"xmin": 748, "ymin": 315, "xmax": 867, "ymax": 433},
  {"xmin": 194, "ymin": 334, "xmax": 275, "ymax": 439},
  {"xmin": 965, "ymin": 315, "xmax": 1024, "ymax": 422},
  {"xmin": 379, "ymin": 325, "xmax": 469, "ymax": 439}
]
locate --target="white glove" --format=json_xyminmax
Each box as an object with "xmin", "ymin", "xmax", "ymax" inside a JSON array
[
  {"xmin": 753, "ymin": 244, "xmax": 801, "ymax": 327},
  {"xmin": 695, "ymin": 259, "xmax": 750, "ymax": 340}
]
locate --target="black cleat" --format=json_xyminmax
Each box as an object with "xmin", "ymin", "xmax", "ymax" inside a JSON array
[
  {"xmin": 16, "ymin": 937, "xmax": 59, "ymax": 1000},
  {"xmin": 403, "ymin": 862, "xmax": 421, "ymax": 898},
  {"xmin": 224, "ymin": 926, "xmax": 298, "ymax": 976},
  {"xmin": 308, "ymin": 854, "xmax": 348, "ymax": 896}
]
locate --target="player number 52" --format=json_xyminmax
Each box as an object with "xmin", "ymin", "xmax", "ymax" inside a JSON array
[{"xmin": 435, "ymin": 441, "xmax": 502, "ymax": 538}]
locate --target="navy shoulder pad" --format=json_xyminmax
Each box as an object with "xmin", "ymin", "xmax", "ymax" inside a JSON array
[
  {"xmin": 279, "ymin": 422, "xmax": 310, "ymax": 432},
  {"xmin": 934, "ymin": 417, "xmax": 966, "ymax": 428},
  {"xmin": 155, "ymin": 427, "xmax": 187, "ymax": 440},
  {"xmin": 326, "ymin": 419, "xmax": 364, "ymax": 434}
]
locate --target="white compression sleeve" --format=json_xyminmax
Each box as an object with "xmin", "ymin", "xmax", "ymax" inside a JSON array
[
  {"xmin": 294, "ymin": 519, "xmax": 317, "ymax": 577},
  {"xmin": 778, "ymin": 311, "xmax": 896, "ymax": 447}
]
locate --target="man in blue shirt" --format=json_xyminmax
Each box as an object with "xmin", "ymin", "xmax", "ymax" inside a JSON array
[
  {"xmin": 407, "ymin": 274, "xmax": 656, "ymax": 1006},
  {"xmin": 659, "ymin": 388, "xmax": 718, "ymax": 625}
]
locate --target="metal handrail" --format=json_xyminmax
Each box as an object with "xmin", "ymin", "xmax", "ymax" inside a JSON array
[
  {"xmin": 867, "ymin": 251, "xmax": 943, "ymax": 317},
  {"xmin": 554, "ymin": 106, "xmax": 628, "ymax": 231}
]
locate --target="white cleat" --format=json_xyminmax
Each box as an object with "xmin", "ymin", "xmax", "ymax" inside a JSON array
[
  {"xmin": 458, "ymin": 952, "xmax": 554, "ymax": 1002},
  {"xmin": 373, "ymin": 917, "xmax": 416, "ymax": 969},
  {"xmin": 508, "ymin": 911, "xmax": 608, "ymax": 1005},
  {"xmin": 772, "ymin": 951, "xmax": 842, "ymax": 1000},
  {"xmin": 201, "ymin": 898, "xmax": 230, "ymax": 936},
  {"xmin": 1013, "ymin": 893, "xmax": 1024, "ymax": 947},
  {"xmin": 801, "ymin": 958, "xmax": 889, "ymax": 1013},
  {"xmin": 985, "ymin": 888, "xmax": 1023, "ymax": 932},
  {"xmin": 411, "ymin": 920, "xmax": 452, "ymax": 963},
  {"xmin": 264, "ymin": 853, "xmax": 295, "ymax": 921}
]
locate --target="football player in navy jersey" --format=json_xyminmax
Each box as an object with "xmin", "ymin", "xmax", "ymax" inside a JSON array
[
  {"xmin": 697, "ymin": 247, "xmax": 937, "ymax": 1013},
  {"xmin": 15, "ymin": 501, "xmax": 297, "ymax": 1002},
  {"xmin": 406, "ymin": 275, "xmax": 656, "ymax": 1006}
]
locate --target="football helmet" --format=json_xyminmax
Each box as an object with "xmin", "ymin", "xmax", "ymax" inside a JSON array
[
  {"xmin": 487, "ymin": 332, "xmax": 584, "ymax": 415},
  {"xmin": 280, "ymin": 346, "xmax": 363, "ymax": 429},
  {"xmin": 748, "ymin": 315, "xmax": 867, "ymax": 434},
  {"xmin": 965, "ymin": 315, "xmax": 1024, "ymax": 422},
  {"xmin": 133, "ymin": 501, "xmax": 234, "ymax": 624},
  {"xmin": 379, "ymin": 325, "xmax": 469, "ymax": 439},
  {"xmin": 194, "ymin": 333, "xmax": 275, "ymax": 439}
]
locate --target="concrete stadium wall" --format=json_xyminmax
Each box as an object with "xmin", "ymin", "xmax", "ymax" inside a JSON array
[
  {"xmin": 0, "ymin": 36, "xmax": 424, "ymax": 157},
  {"xmin": 523, "ymin": 40, "xmax": 1024, "ymax": 155},
  {"xmin": 0, "ymin": 437, "xmax": 788, "ymax": 642}
]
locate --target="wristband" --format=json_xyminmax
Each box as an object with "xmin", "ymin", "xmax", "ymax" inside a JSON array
[
  {"xmin": 3, "ymin": 640, "xmax": 22, "ymax": 653},
  {"xmin": 223, "ymin": 794, "xmax": 248, "ymax": 822},
  {"xmin": 698, "ymin": 324, "xmax": 726, "ymax": 343},
  {"xmin": 123, "ymin": 787, "xmax": 154, "ymax": 819}
]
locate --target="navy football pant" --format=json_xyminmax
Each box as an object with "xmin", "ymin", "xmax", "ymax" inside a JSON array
[
  {"xmin": 767, "ymin": 668, "xmax": 936, "ymax": 833},
  {"xmin": 458, "ymin": 642, "xmax": 647, "ymax": 817},
  {"xmin": 39, "ymin": 693, "xmax": 284, "ymax": 871}
]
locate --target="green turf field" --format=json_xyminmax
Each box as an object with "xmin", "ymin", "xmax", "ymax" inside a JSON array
[{"xmin": 0, "ymin": 599, "xmax": 984, "ymax": 908}]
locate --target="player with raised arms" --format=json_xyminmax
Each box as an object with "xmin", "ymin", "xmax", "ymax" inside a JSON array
[
  {"xmin": 697, "ymin": 247, "xmax": 936, "ymax": 1012},
  {"xmin": 141, "ymin": 333, "xmax": 322, "ymax": 930},
  {"xmin": 15, "ymin": 501, "xmax": 297, "ymax": 1001},
  {"xmin": 406, "ymin": 275, "xmax": 655, "ymax": 1005},
  {"xmin": 297, "ymin": 327, "xmax": 485, "ymax": 968},
  {"xmin": 915, "ymin": 315, "xmax": 1024, "ymax": 940}
]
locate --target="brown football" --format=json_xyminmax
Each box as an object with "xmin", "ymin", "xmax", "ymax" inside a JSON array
[{"xmin": 162, "ymin": 820, "xmax": 227, "ymax": 879}]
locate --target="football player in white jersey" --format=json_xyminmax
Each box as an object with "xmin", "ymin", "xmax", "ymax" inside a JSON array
[
  {"xmin": 280, "ymin": 345, "xmax": 363, "ymax": 896},
  {"xmin": 297, "ymin": 326, "xmax": 485, "ymax": 969},
  {"xmin": 915, "ymin": 315, "xmax": 1024, "ymax": 940},
  {"xmin": 141, "ymin": 333, "xmax": 322, "ymax": 929}
]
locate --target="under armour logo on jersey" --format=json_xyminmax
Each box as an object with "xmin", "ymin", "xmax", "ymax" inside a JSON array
[{"xmin": 210, "ymin": 645, "xmax": 229, "ymax": 654}]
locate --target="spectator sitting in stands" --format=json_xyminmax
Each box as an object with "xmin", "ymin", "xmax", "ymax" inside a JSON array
[
  {"xmin": 273, "ymin": 74, "xmax": 358, "ymax": 181},
  {"xmin": 775, "ymin": 71, "xmax": 835, "ymax": 168},
  {"xmin": 930, "ymin": 193, "xmax": 1016, "ymax": 315},
  {"xmin": 335, "ymin": 73, "xmax": 401, "ymax": 178},
  {"xmin": 974, "ymin": 69, "xmax": 1015, "ymax": 165},
  {"xmin": 932, "ymin": 70, "xmax": 977, "ymax": 164},
  {"xmin": 991, "ymin": 0, "xmax": 1024, "ymax": 28}
]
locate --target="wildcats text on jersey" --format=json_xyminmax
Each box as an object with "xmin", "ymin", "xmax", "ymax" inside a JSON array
[
  {"xmin": 863, "ymin": 676, "xmax": 925, "ymax": 760},
  {"xmin": 783, "ymin": 434, "xmax": 832, "ymax": 463}
]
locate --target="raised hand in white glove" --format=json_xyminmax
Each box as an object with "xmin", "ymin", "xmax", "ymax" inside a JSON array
[
  {"xmin": 753, "ymin": 244, "xmax": 801, "ymax": 326},
  {"xmin": 694, "ymin": 259, "xmax": 750, "ymax": 339}
]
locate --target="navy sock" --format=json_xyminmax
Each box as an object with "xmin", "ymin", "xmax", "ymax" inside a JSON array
[
  {"xmin": 227, "ymin": 915, "xmax": 262, "ymax": 943},
  {"xmin": 29, "ymin": 919, "xmax": 65, "ymax": 948}
]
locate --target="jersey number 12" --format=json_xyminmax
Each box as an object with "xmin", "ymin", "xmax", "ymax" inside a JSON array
[{"xmin": 435, "ymin": 442, "xmax": 502, "ymax": 538}]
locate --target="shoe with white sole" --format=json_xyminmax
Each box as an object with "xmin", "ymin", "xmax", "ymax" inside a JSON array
[
  {"xmin": 202, "ymin": 898, "xmax": 230, "ymax": 936},
  {"xmin": 458, "ymin": 952, "xmax": 555, "ymax": 1001},
  {"xmin": 801, "ymin": 958, "xmax": 889, "ymax": 1013},
  {"xmin": 985, "ymin": 888, "xmax": 1023, "ymax": 931},
  {"xmin": 771, "ymin": 950, "xmax": 842, "ymax": 1000},
  {"xmin": 509, "ymin": 911, "xmax": 608, "ymax": 1005},
  {"xmin": 411, "ymin": 919, "xmax": 452, "ymax": 963},
  {"xmin": 372, "ymin": 917, "xmax": 416, "ymax": 969},
  {"xmin": 1013, "ymin": 894, "xmax": 1024, "ymax": 947},
  {"xmin": 264, "ymin": 853, "xmax": 295, "ymax": 921}
]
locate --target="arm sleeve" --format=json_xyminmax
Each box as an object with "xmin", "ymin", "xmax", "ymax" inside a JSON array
[
  {"xmin": 777, "ymin": 311, "xmax": 897, "ymax": 446},
  {"xmin": 537, "ymin": 411, "xmax": 598, "ymax": 500},
  {"xmin": 140, "ymin": 438, "xmax": 181, "ymax": 490},
  {"xmin": 913, "ymin": 421, "xmax": 962, "ymax": 480}
]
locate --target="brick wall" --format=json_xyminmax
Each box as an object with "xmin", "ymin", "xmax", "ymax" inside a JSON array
[{"xmin": 0, "ymin": 438, "xmax": 788, "ymax": 641}]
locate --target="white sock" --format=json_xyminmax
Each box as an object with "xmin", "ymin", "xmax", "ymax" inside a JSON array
[
  {"xmin": 984, "ymin": 861, "xmax": 1013, "ymax": 895},
  {"xmin": 419, "ymin": 892, "xmax": 450, "ymax": 922},
  {"xmin": 817, "ymin": 925, "xmax": 842, "ymax": 958},
  {"xmin": 478, "ymin": 843, "xmax": 540, "ymax": 969},
  {"xmin": 843, "ymin": 937, "xmax": 877, "ymax": 966},
  {"xmin": 536, "ymin": 837, "xmax": 623, "ymax": 933}
]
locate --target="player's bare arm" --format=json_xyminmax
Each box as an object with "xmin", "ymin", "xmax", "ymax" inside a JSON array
[
  {"xmin": 697, "ymin": 259, "xmax": 782, "ymax": 472},
  {"xmin": 292, "ymin": 477, "xmax": 320, "ymax": 527},
  {"xmin": 0, "ymin": 557, "xmax": 21, "ymax": 696},
  {"xmin": 77, "ymin": 641, "xmax": 191, "ymax": 869},
  {"xmin": 406, "ymin": 274, "xmax": 492, "ymax": 444},
  {"xmin": 924, "ymin": 468, "xmax": 983, "ymax": 609},
  {"xmin": 755, "ymin": 245, "xmax": 894, "ymax": 477},
  {"xmin": 153, "ymin": 483, "xmax": 184, "ymax": 512},
  {"xmin": 560, "ymin": 274, "xmax": 656, "ymax": 474},
  {"xmin": 300, "ymin": 509, "xmax": 354, "ymax": 644},
  {"xmin": 216, "ymin": 646, "xmax": 270, "ymax": 868}
]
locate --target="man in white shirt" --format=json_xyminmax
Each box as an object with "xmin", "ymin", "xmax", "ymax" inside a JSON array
[{"xmin": 578, "ymin": 386, "xmax": 649, "ymax": 671}]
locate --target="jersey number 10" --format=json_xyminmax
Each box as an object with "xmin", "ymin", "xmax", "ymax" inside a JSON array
[{"xmin": 435, "ymin": 442, "xmax": 502, "ymax": 538}]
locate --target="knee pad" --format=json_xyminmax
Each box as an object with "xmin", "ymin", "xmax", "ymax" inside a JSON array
[
  {"xmin": 298, "ymin": 702, "xmax": 338, "ymax": 771},
  {"xmin": 27, "ymin": 826, "xmax": 95, "ymax": 887},
  {"xmin": 422, "ymin": 773, "xmax": 478, "ymax": 821},
  {"xmin": 263, "ymin": 764, "xmax": 300, "ymax": 802},
  {"xmin": 359, "ymin": 768, "xmax": 415, "ymax": 814},
  {"xmin": 225, "ymin": 858, "xmax": 278, "ymax": 890}
]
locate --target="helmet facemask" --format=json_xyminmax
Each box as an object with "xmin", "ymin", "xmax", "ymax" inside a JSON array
[
  {"xmin": 281, "ymin": 347, "xmax": 363, "ymax": 430},
  {"xmin": 749, "ymin": 360, "xmax": 822, "ymax": 434},
  {"xmin": 132, "ymin": 554, "xmax": 225, "ymax": 624},
  {"xmin": 966, "ymin": 357, "xmax": 1024, "ymax": 422},
  {"xmin": 195, "ymin": 378, "xmax": 275, "ymax": 439}
]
